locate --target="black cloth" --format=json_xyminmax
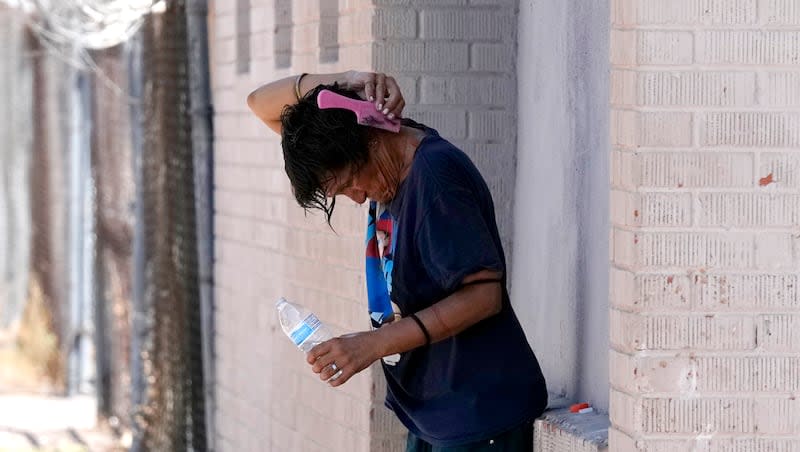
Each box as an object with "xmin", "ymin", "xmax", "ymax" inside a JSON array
[{"xmin": 380, "ymin": 122, "xmax": 548, "ymax": 447}]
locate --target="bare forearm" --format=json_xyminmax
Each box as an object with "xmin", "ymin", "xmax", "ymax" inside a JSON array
[
  {"xmin": 246, "ymin": 72, "xmax": 349, "ymax": 134},
  {"xmin": 372, "ymin": 279, "xmax": 502, "ymax": 358}
]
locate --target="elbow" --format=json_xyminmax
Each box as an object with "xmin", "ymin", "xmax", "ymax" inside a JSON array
[
  {"xmin": 246, "ymin": 90, "xmax": 258, "ymax": 112},
  {"xmin": 483, "ymin": 285, "xmax": 503, "ymax": 318},
  {"xmin": 488, "ymin": 293, "xmax": 502, "ymax": 317}
]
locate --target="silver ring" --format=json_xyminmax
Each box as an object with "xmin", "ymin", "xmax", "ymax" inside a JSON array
[{"xmin": 329, "ymin": 363, "xmax": 343, "ymax": 381}]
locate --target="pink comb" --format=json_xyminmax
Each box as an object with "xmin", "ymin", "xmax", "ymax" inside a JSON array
[{"xmin": 317, "ymin": 89, "xmax": 401, "ymax": 133}]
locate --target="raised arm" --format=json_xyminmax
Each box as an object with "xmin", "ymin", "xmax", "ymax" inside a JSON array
[{"xmin": 246, "ymin": 71, "xmax": 406, "ymax": 135}]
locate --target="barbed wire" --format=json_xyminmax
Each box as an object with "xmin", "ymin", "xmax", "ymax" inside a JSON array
[
  {"xmin": 2, "ymin": 0, "xmax": 164, "ymax": 101},
  {"xmin": 24, "ymin": 0, "xmax": 159, "ymax": 49}
]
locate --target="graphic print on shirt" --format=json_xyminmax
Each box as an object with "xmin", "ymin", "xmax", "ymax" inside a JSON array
[
  {"xmin": 366, "ymin": 201, "xmax": 401, "ymax": 365},
  {"xmin": 365, "ymin": 201, "xmax": 396, "ymax": 329}
]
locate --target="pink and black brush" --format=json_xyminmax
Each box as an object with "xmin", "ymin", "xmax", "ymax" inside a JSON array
[{"xmin": 316, "ymin": 89, "xmax": 401, "ymax": 133}]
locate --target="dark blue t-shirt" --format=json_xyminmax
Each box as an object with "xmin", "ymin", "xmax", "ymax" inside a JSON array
[{"xmin": 378, "ymin": 124, "xmax": 548, "ymax": 447}]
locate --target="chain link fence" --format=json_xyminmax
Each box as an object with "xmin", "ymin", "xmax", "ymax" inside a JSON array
[
  {"xmin": 90, "ymin": 43, "xmax": 135, "ymax": 424},
  {"xmin": 1, "ymin": 2, "xmax": 210, "ymax": 449},
  {"xmin": 133, "ymin": 2, "xmax": 208, "ymax": 449}
]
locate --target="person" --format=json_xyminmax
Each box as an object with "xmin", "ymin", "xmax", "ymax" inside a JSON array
[{"xmin": 248, "ymin": 71, "xmax": 548, "ymax": 451}]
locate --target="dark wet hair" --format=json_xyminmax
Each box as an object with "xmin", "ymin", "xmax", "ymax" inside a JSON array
[{"xmin": 280, "ymin": 83, "xmax": 374, "ymax": 224}]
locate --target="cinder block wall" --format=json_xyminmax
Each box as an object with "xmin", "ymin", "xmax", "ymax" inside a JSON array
[
  {"xmin": 374, "ymin": 0, "xmax": 519, "ymax": 255},
  {"xmin": 210, "ymin": 1, "xmax": 518, "ymax": 451},
  {"xmin": 609, "ymin": 0, "xmax": 800, "ymax": 450},
  {"xmin": 211, "ymin": 0, "xmax": 379, "ymax": 450}
]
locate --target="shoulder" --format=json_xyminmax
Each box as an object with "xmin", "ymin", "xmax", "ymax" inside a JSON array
[{"xmin": 412, "ymin": 135, "xmax": 483, "ymax": 194}]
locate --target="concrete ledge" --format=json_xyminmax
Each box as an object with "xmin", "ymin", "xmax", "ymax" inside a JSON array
[{"xmin": 534, "ymin": 406, "xmax": 610, "ymax": 452}]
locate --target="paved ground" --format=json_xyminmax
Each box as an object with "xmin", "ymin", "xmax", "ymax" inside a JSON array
[
  {"xmin": 0, "ymin": 393, "xmax": 126, "ymax": 452},
  {"xmin": 0, "ymin": 344, "xmax": 127, "ymax": 452}
]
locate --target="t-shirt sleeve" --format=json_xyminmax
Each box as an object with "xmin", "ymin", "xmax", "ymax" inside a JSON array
[{"xmin": 415, "ymin": 188, "xmax": 504, "ymax": 294}]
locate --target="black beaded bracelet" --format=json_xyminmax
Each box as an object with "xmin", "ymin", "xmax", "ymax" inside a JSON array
[{"xmin": 409, "ymin": 313, "xmax": 431, "ymax": 347}]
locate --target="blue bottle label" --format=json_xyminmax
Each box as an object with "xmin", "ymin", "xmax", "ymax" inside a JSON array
[{"xmin": 290, "ymin": 314, "xmax": 320, "ymax": 346}]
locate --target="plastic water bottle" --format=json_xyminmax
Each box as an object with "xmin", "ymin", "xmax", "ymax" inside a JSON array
[{"xmin": 275, "ymin": 297, "xmax": 333, "ymax": 353}]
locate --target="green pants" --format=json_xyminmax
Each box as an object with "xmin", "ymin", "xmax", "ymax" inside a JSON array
[{"xmin": 406, "ymin": 422, "xmax": 533, "ymax": 452}]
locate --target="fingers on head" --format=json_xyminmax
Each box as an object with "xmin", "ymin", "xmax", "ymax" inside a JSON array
[
  {"xmin": 364, "ymin": 73, "xmax": 376, "ymax": 101},
  {"xmin": 382, "ymin": 76, "xmax": 404, "ymax": 115},
  {"xmin": 374, "ymin": 73, "xmax": 387, "ymax": 108}
]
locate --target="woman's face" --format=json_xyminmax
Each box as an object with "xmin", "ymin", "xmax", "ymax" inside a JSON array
[
  {"xmin": 323, "ymin": 139, "xmax": 404, "ymax": 205},
  {"xmin": 324, "ymin": 160, "xmax": 388, "ymax": 204}
]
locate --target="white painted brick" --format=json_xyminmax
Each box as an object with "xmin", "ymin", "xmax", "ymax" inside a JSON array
[
  {"xmin": 420, "ymin": 75, "xmax": 512, "ymax": 106},
  {"xmin": 759, "ymin": 314, "xmax": 800, "ymax": 351},
  {"xmin": 341, "ymin": 0, "xmax": 375, "ymax": 11},
  {"xmin": 374, "ymin": 0, "xmax": 467, "ymax": 5},
  {"xmin": 611, "ymin": 309, "xmax": 756, "ymax": 351},
  {"xmin": 610, "ymin": 0, "xmax": 800, "ymax": 445},
  {"xmin": 404, "ymin": 108, "xmax": 467, "ymax": 138},
  {"xmin": 614, "ymin": 30, "xmax": 696, "ymax": 66},
  {"xmin": 609, "ymin": 389, "xmax": 638, "ymax": 435},
  {"xmin": 373, "ymin": 42, "xmax": 469, "ymax": 72},
  {"xmin": 642, "ymin": 192, "xmax": 692, "ymax": 226},
  {"xmin": 638, "ymin": 71, "xmax": 757, "ymax": 106},
  {"xmin": 639, "ymin": 31, "xmax": 694, "ymax": 65},
  {"xmin": 341, "ymin": 12, "xmax": 374, "ymax": 45},
  {"xmin": 610, "ymin": 30, "xmax": 637, "ymax": 66},
  {"xmin": 215, "ymin": 37, "xmax": 237, "ymax": 65},
  {"xmin": 613, "ymin": 230, "xmax": 756, "ymax": 269},
  {"xmin": 617, "ymin": 352, "xmax": 800, "ymax": 393},
  {"xmin": 697, "ymin": 192, "xmax": 800, "ymax": 227},
  {"xmin": 420, "ymin": 9, "xmax": 511, "ymax": 41},
  {"xmin": 250, "ymin": 6, "xmax": 272, "ymax": 34},
  {"xmin": 373, "ymin": 8, "xmax": 417, "ymax": 39},
  {"xmin": 470, "ymin": 43, "xmax": 513, "ymax": 71},
  {"xmin": 695, "ymin": 272, "xmax": 800, "ymax": 310},
  {"xmin": 695, "ymin": 356, "xmax": 800, "ymax": 392},
  {"xmin": 761, "ymin": 152, "xmax": 800, "ymax": 189},
  {"xmin": 642, "ymin": 438, "xmax": 800, "ymax": 451},
  {"xmin": 762, "ymin": 0, "xmax": 800, "ymax": 25},
  {"xmin": 763, "ymin": 72, "xmax": 800, "ymax": 106},
  {"xmin": 634, "ymin": 152, "xmax": 753, "ymax": 188},
  {"xmin": 701, "ymin": 112, "xmax": 800, "ymax": 148},
  {"xmin": 640, "ymin": 231, "xmax": 754, "ymax": 268},
  {"xmin": 607, "ymin": 428, "xmax": 637, "ymax": 452},
  {"xmin": 755, "ymin": 397, "xmax": 800, "ymax": 434},
  {"xmin": 214, "ymin": 61, "xmax": 239, "ymax": 90},
  {"xmin": 215, "ymin": 164, "xmax": 288, "ymax": 194},
  {"xmin": 392, "ymin": 75, "xmax": 418, "ymax": 104},
  {"xmin": 627, "ymin": 272, "xmax": 693, "ymax": 311},
  {"xmin": 610, "ymin": 70, "xmax": 637, "ymax": 105},
  {"xmin": 468, "ymin": 110, "xmax": 513, "ymax": 141},
  {"xmin": 697, "ymin": 31, "xmax": 800, "ymax": 64},
  {"xmin": 642, "ymin": 397, "xmax": 754, "ymax": 433},
  {"xmin": 293, "ymin": 23, "xmax": 319, "ymax": 53},
  {"xmin": 616, "ymin": 0, "xmax": 758, "ymax": 26},
  {"xmin": 215, "ymin": 12, "xmax": 237, "ymax": 39},
  {"xmin": 612, "ymin": 111, "xmax": 692, "ymax": 147},
  {"xmin": 339, "ymin": 43, "xmax": 374, "ymax": 68},
  {"xmin": 611, "ymin": 190, "xmax": 693, "ymax": 227}
]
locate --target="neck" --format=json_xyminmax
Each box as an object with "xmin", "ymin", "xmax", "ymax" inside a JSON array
[
  {"xmin": 386, "ymin": 125, "xmax": 424, "ymax": 179},
  {"xmin": 370, "ymin": 126, "xmax": 425, "ymax": 200}
]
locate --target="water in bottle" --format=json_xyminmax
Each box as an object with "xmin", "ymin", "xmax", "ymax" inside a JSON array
[{"xmin": 275, "ymin": 297, "xmax": 333, "ymax": 353}]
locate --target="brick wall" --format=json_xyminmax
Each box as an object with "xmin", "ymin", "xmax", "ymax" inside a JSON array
[
  {"xmin": 609, "ymin": 0, "xmax": 800, "ymax": 450},
  {"xmin": 376, "ymin": 0, "xmax": 519, "ymax": 255},
  {"xmin": 211, "ymin": 0, "xmax": 379, "ymax": 450},
  {"xmin": 210, "ymin": 1, "xmax": 518, "ymax": 450}
]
